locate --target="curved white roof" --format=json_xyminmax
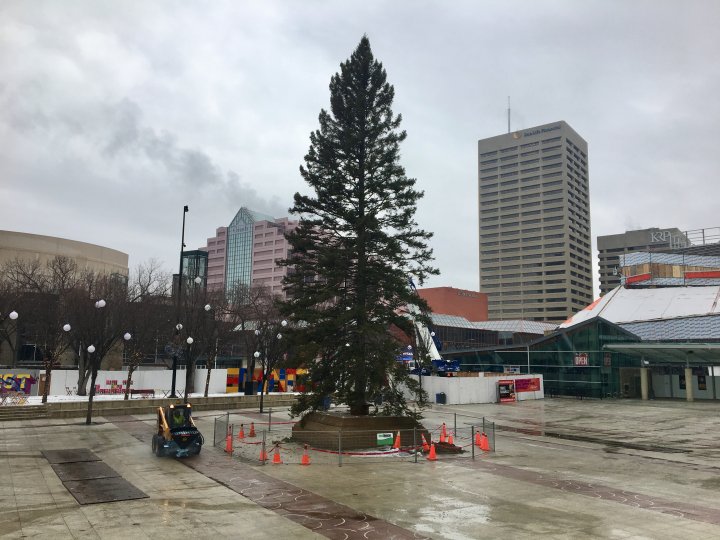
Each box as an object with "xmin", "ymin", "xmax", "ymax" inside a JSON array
[{"xmin": 560, "ymin": 286, "xmax": 720, "ymax": 328}]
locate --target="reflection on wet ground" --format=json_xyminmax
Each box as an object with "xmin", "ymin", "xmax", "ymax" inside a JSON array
[
  {"xmin": 115, "ymin": 416, "xmax": 428, "ymax": 539},
  {"xmin": 3, "ymin": 399, "xmax": 720, "ymax": 538}
]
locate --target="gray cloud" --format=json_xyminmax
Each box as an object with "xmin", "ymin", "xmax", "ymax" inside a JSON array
[{"xmin": 1, "ymin": 0, "xmax": 719, "ymax": 294}]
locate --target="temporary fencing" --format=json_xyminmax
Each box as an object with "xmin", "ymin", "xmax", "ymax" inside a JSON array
[
  {"xmin": 213, "ymin": 412, "xmax": 229, "ymax": 448},
  {"xmin": 447, "ymin": 412, "xmax": 497, "ymax": 453},
  {"xmin": 212, "ymin": 411, "xmax": 496, "ymax": 466}
]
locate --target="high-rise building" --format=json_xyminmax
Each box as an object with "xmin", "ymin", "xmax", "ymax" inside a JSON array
[
  {"xmin": 250, "ymin": 217, "xmax": 298, "ymax": 296},
  {"xmin": 204, "ymin": 208, "xmax": 298, "ymax": 298},
  {"xmin": 597, "ymin": 227, "xmax": 688, "ymax": 295},
  {"xmin": 203, "ymin": 226, "xmax": 227, "ymax": 291},
  {"xmin": 225, "ymin": 208, "xmax": 275, "ymax": 294},
  {"xmin": 477, "ymin": 121, "xmax": 593, "ymax": 322}
]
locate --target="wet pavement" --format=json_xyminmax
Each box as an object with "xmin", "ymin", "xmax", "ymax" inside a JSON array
[{"xmin": 1, "ymin": 398, "xmax": 720, "ymax": 538}]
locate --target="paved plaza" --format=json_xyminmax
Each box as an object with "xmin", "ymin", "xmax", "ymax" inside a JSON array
[{"xmin": 2, "ymin": 398, "xmax": 720, "ymax": 539}]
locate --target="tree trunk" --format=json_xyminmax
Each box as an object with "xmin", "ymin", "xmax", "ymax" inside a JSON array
[
  {"xmin": 42, "ymin": 362, "xmax": 52, "ymax": 404},
  {"xmin": 77, "ymin": 351, "xmax": 90, "ymax": 396},
  {"xmin": 123, "ymin": 366, "xmax": 136, "ymax": 400},
  {"xmin": 85, "ymin": 367, "xmax": 99, "ymax": 425},
  {"xmin": 204, "ymin": 365, "xmax": 212, "ymax": 398}
]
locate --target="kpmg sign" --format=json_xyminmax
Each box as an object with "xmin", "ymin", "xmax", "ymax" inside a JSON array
[
  {"xmin": 649, "ymin": 230, "xmax": 688, "ymax": 248},
  {"xmin": 650, "ymin": 230, "xmax": 673, "ymax": 243}
]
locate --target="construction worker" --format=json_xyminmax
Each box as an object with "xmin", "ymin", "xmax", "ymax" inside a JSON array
[{"xmin": 172, "ymin": 408, "xmax": 185, "ymax": 428}]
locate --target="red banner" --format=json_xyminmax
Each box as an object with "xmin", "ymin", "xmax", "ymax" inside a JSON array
[
  {"xmin": 685, "ymin": 270, "xmax": 720, "ymax": 279},
  {"xmin": 514, "ymin": 378, "xmax": 540, "ymax": 392},
  {"xmin": 626, "ymin": 272, "xmax": 651, "ymax": 284}
]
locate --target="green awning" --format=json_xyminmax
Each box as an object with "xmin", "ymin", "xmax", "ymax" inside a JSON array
[{"xmin": 604, "ymin": 343, "xmax": 720, "ymax": 364}]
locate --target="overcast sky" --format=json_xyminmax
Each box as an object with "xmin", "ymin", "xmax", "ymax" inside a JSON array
[{"xmin": 2, "ymin": 0, "xmax": 719, "ymax": 295}]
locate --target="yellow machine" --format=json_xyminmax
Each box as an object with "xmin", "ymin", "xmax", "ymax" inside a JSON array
[{"xmin": 152, "ymin": 403, "xmax": 203, "ymax": 458}]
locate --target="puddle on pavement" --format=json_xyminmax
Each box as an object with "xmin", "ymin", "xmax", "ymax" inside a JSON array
[
  {"xmin": 699, "ymin": 477, "xmax": 720, "ymax": 490},
  {"xmin": 499, "ymin": 424, "xmax": 688, "ymax": 453},
  {"xmin": 158, "ymin": 499, "xmax": 240, "ymax": 512},
  {"xmin": 413, "ymin": 493, "xmax": 489, "ymax": 540}
]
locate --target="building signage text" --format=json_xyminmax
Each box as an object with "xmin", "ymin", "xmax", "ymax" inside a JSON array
[
  {"xmin": 522, "ymin": 125, "xmax": 561, "ymax": 138},
  {"xmin": 573, "ymin": 353, "xmax": 589, "ymax": 366}
]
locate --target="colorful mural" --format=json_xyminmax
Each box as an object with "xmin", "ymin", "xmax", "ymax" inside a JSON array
[
  {"xmin": 226, "ymin": 368, "xmax": 307, "ymax": 393},
  {"xmin": 1, "ymin": 372, "xmax": 39, "ymax": 395}
]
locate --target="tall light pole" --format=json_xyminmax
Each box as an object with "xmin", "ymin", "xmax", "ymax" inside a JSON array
[
  {"xmin": 4, "ymin": 311, "xmax": 19, "ymax": 367},
  {"xmin": 171, "ymin": 205, "xmax": 189, "ymax": 398},
  {"xmin": 246, "ymin": 329, "xmax": 261, "ymax": 396},
  {"xmin": 84, "ymin": 296, "xmax": 105, "ymax": 425},
  {"xmin": 170, "ymin": 323, "xmax": 183, "ymax": 398}
]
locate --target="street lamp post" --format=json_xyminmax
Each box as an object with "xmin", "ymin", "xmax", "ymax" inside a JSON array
[
  {"xmin": 170, "ymin": 323, "xmax": 183, "ymax": 398},
  {"xmin": 172, "ymin": 205, "xmax": 189, "ymax": 398},
  {"xmin": 5, "ymin": 311, "xmax": 19, "ymax": 367},
  {"xmin": 245, "ymin": 328, "xmax": 261, "ymax": 396},
  {"xmin": 83, "ymin": 297, "xmax": 108, "ymax": 425},
  {"xmin": 180, "ymin": 276, "xmax": 205, "ymax": 400},
  {"xmin": 245, "ymin": 320, "xmax": 287, "ymax": 397},
  {"xmin": 184, "ymin": 336, "xmax": 194, "ymax": 403}
]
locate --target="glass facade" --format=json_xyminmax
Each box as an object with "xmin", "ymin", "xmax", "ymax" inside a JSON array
[
  {"xmin": 225, "ymin": 208, "xmax": 274, "ymax": 295},
  {"xmin": 443, "ymin": 319, "xmax": 640, "ymax": 398},
  {"xmin": 181, "ymin": 250, "xmax": 208, "ymax": 284},
  {"xmin": 433, "ymin": 325, "xmax": 538, "ymax": 351}
]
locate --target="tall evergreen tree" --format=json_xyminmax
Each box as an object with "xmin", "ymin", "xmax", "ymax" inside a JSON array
[{"xmin": 283, "ymin": 36, "xmax": 438, "ymax": 417}]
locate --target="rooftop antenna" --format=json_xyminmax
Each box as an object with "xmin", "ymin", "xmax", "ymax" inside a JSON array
[{"xmin": 507, "ymin": 96, "xmax": 511, "ymax": 133}]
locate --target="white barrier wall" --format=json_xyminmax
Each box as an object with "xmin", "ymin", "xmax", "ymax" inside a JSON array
[
  {"xmin": 412, "ymin": 374, "xmax": 544, "ymax": 405},
  {"xmin": 46, "ymin": 368, "xmax": 229, "ymax": 396}
]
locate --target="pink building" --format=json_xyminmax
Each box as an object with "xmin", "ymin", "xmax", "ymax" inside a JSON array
[
  {"xmin": 200, "ymin": 209, "xmax": 298, "ymax": 298},
  {"xmin": 251, "ymin": 217, "xmax": 297, "ymax": 296},
  {"xmin": 203, "ymin": 226, "xmax": 227, "ymax": 292}
]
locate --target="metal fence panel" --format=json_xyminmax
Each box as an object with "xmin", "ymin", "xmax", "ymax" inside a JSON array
[
  {"xmin": 213, "ymin": 412, "xmax": 229, "ymax": 448},
  {"xmin": 215, "ymin": 410, "xmax": 496, "ymax": 465}
]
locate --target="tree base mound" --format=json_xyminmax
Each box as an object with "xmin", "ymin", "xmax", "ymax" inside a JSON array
[{"xmin": 292, "ymin": 411, "xmax": 429, "ymax": 450}]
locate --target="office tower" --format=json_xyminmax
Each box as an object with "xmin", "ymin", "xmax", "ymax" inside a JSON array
[
  {"xmin": 214, "ymin": 207, "xmax": 299, "ymax": 298},
  {"xmin": 203, "ymin": 227, "xmax": 227, "ymax": 292},
  {"xmin": 478, "ymin": 121, "xmax": 593, "ymax": 322},
  {"xmin": 225, "ymin": 207, "xmax": 275, "ymax": 294},
  {"xmin": 597, "ymin": 227, "xmax": 687, "ymax": 295},
  {"xmin": 250, "ymin": 217, "xmax": 298, "ymax": 296}
]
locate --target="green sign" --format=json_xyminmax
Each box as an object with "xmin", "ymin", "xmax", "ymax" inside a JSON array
[{"xmin": 377, "ymin": 432, "xmax": 393, "ymax": 446}]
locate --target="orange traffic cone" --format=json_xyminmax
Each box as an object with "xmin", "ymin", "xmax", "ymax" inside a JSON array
[
  {"xmin": 259, "ymin": 446, "xmax": 268, "ymax": 461},
  {"xmin": 421, "ymin": 433, "xmax": 430, "ymax": 452},
  {"xmin": 237, "ymin": 424, "xmax": 245, "ymax": 440},
  {"xmin": 225, "ymin": 434, "xmax": 233, "ymax": 453},
  {"xmin": 448, "ymin": 432, "xmax": 454, "ymax": 445},
  {"xmin": 480, "ymin": 432, "xmax": 490, "ymax": 452},
  {"xmin": 392, "ymin": 431, "xmax": 401, "ymax": 450},
  {"xmin": 249, "ymin": 422, "xmax": 256, "ymax": 437},
  {"xmin": 272, "ymin": 444, "xmax": 282, "ymax": 464},
  {"xmin": 474, "ymin": 431, "xmax": 482, "ymax": 447},
  {"xmin": 427, "ymin": 443, "xmax": 437, "ymax": 461},
  {"xmin": 301, "ymin": 444, "xmax": 311, "ymax": 466},
  {"xmin": 440, "ymin": 423, "xmax": 447, "ymax": 443}
]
